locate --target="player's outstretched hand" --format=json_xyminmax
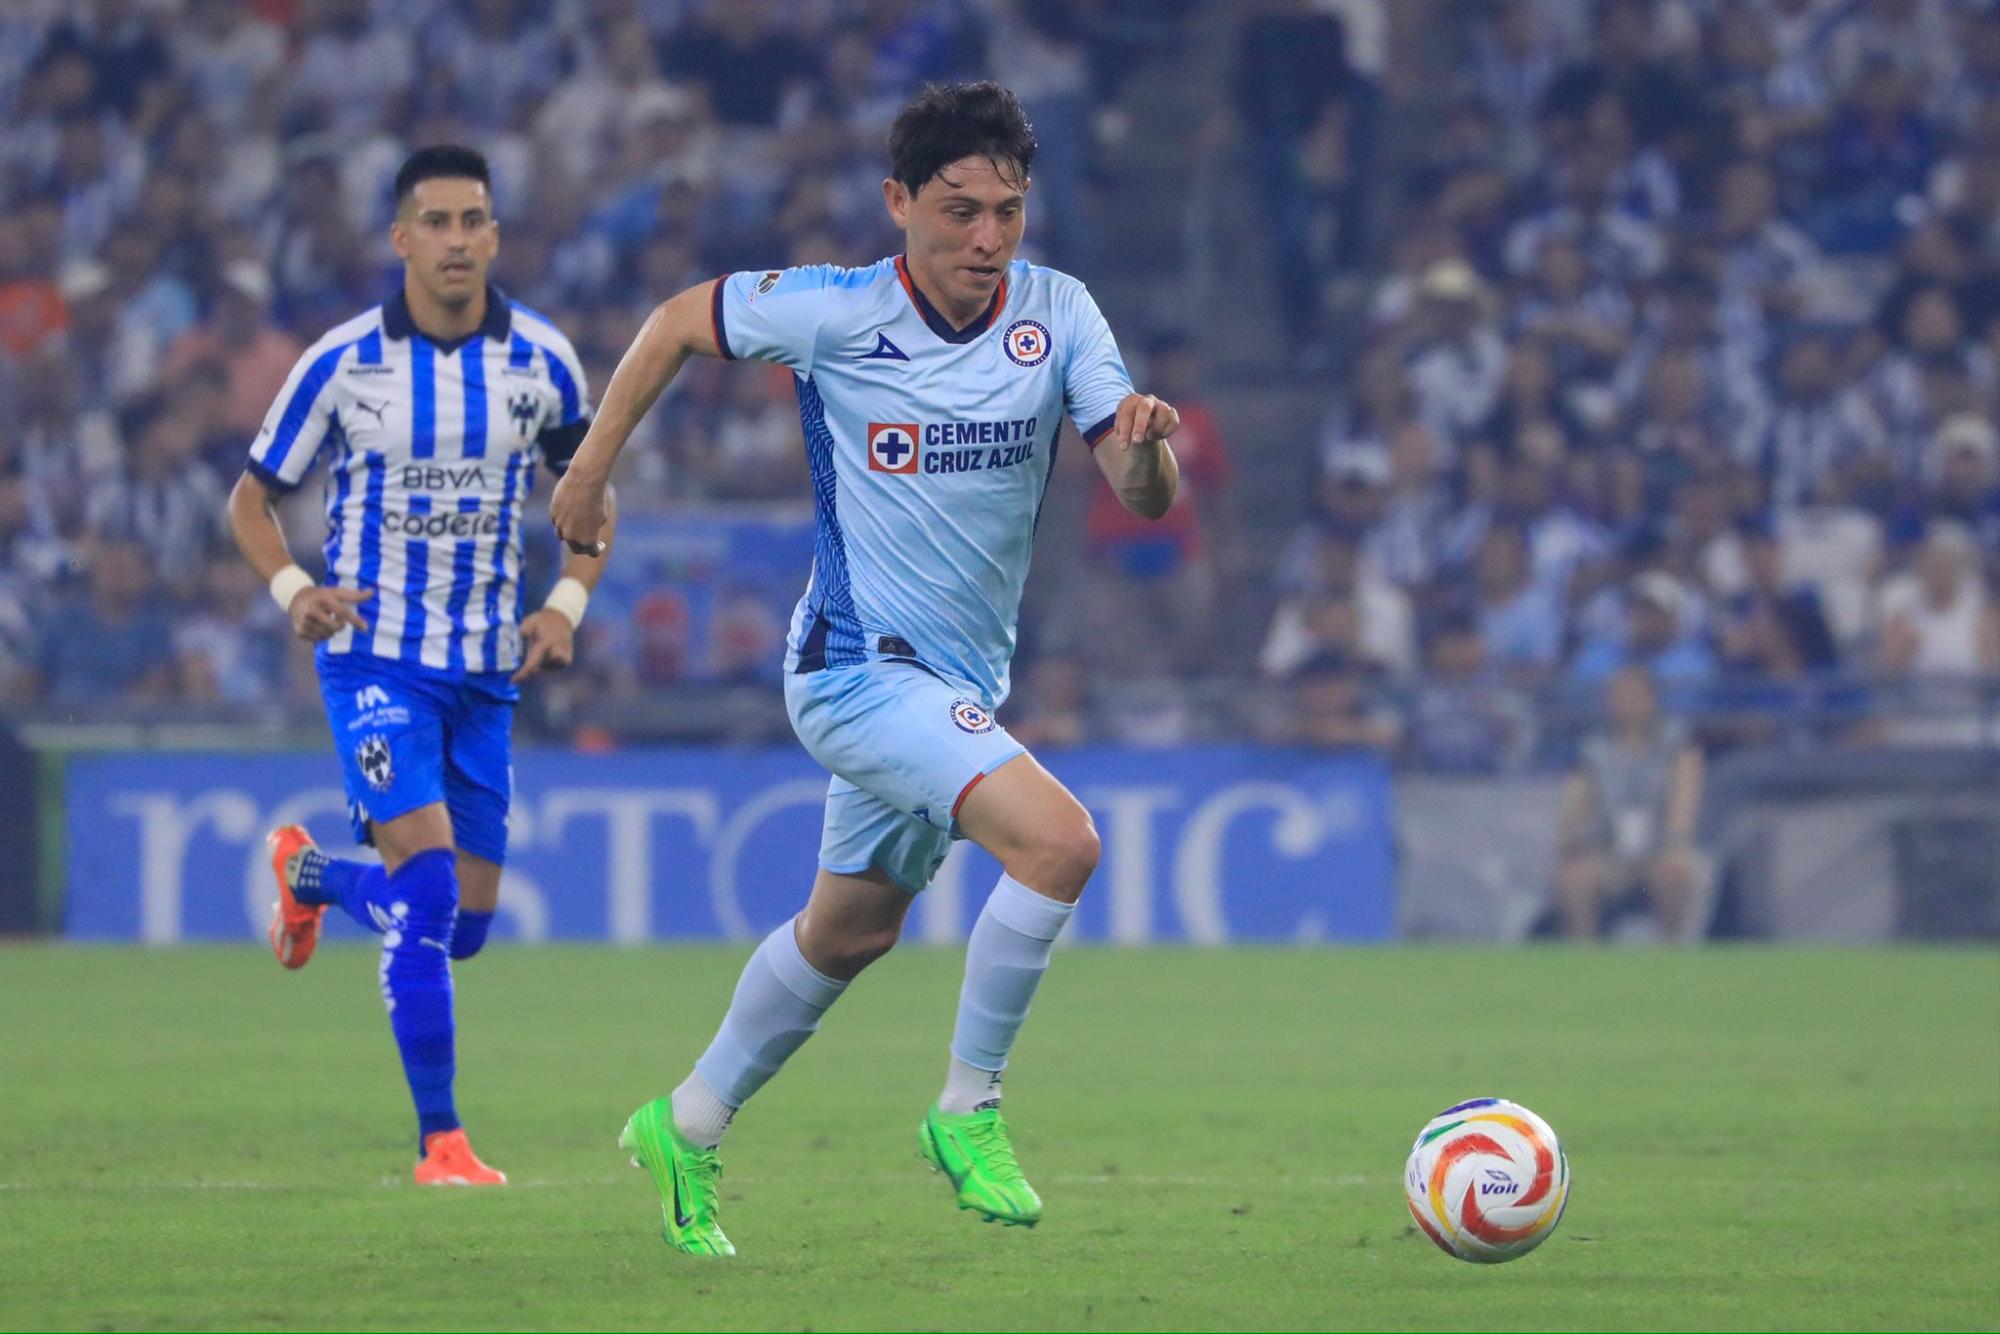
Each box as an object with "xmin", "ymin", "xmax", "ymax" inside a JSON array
[
  {"xmin": 512, "ymin": 608, "xmax": 576, "ymax": 684},
  {"xmin": 1112, "ymin": 392, "xmax": 1180, "ymax": 449},
  {"xmin": 289, "ymin": 585, "xmax": 372, "ymax": 643},
  {"xmin": 549, "ymin": 468, "xmax": 609, "ymax": 557}
]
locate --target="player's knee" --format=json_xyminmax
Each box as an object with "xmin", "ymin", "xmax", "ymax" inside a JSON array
[
  {"xmin": 1018, "ymin": 814, "xmax": 1100, "ymax": 901},
  {"xmin": 794, "ymin": 896, "xmax": 904, "ymax": 978},
  {"xmin": 1063, "ymin": 817, "xmax": 1103, "ymax": 881},
  {"xmin": 817, "ymin": 920, "xmax": 902, "ymax": 978},
  {"xmin": 387, "ymin": 847, "xmax": 459, "ymax": 929}
]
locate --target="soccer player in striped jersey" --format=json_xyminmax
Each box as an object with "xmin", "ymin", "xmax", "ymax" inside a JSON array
[
  {"xmin": 226, "ymin": 146, "xmax": 613, "ymax": 1186},
  {"xmin": 550, "ymin": 83, "xmax": 1182, "ymax": 1255}
]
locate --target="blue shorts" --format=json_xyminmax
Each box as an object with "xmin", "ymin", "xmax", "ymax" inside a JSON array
[
  {"xmin": 783, "ymin": 660, "xmax": 1026, "ymax": 895},
  {"xmin": 315, "ymin": 651, "xmax": 518, "ymax": 865}
]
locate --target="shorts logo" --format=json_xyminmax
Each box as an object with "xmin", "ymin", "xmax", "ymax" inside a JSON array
[
  {"xmin": 867, "ymin": 421, "xmax": 920, "ymax": 474},
  {"xmin": 1002, "ymin": 319, "xmax": 1051, "ymax": 368},
  {"xmin": 356, "ymin": 734, "xmax": 394, "ymax": 792},
  {"xmin": 348, "ymin": 680, "xmax": 411, "ymax": 730},
  {"xmin": 949, "ymin": 698, "xmax": 995, "ymax": 734},
  {"xmin": 753, "ymin": 270, "xmax": 781, "ymax": 297}
]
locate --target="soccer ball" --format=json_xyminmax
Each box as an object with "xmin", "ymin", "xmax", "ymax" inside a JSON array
[{"xmin": 1404, "ymin": 1097, "xmax": 1569, "ymax": 1263}]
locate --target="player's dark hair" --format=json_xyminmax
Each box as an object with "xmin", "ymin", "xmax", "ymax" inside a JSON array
[
  {"xmin": 889, "ymin": 82, "xmax": 1037, "ymax": 196},
  {"xmin": 394, "ymin": 145, "xmax": 491, "ymax": 207}
]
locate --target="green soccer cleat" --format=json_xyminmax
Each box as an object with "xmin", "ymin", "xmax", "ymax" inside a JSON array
[
  {"xmin": 919, "ymin": 1103, "xmax": 1043, "ymax": 1227},
  {"xmin": 618, "ymin": 1097, "xmax": 735, "ymax": 1257}
]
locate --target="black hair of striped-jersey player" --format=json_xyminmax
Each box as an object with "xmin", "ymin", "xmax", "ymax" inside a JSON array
[{"xmin": 393, "ymin": 143, "xmax": 491, "ymax": 209}]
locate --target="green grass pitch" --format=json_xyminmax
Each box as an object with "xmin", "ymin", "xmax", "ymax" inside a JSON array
[{"xmin": 1, "ymin": 944, "xmax": 1995, "ymax": 1331}]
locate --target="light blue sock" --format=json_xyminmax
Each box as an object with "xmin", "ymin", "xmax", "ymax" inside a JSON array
[
  {"xmin": 687, "ymin": 918, "xmax": 847, "ymax": 1130},
  {"xmin": 945, "ymin": 874, "xmax": 1074, "ymax": 1108},
  {"xmin": 377, "ymin": 848, "xmax": 460, "ymax": 1148}
]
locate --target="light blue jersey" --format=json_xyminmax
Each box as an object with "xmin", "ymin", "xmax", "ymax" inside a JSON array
[
  {"xmin": 247, "ymin": 286, "xmax": 591, "ymax": 675},
  {"xmin": 714, "ymin": 255, "xmax": 1132, "ymax": 705}
]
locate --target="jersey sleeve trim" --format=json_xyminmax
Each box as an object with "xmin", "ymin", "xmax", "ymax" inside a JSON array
[
  {"xmin": 536, "ymin": 418, "xmax": 590, "ymax": 473},
  {"xmin": 1082, "ymin": 412, "xmax": 1118, "ymax": 448},
  {"xmin": 243, "ymin": 458, "xmax": 300, "ymax": 495},
  {"xmin": 710, "ymin": 275, "xmax": 734, "ymax": 360}
]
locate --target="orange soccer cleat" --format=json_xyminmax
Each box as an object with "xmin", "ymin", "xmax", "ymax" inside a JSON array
[
  {"xmin": 414, "ymin": 1129, "xmax": 508, "ymax": 1186},
  {"xmin": 265, "ymin": 824, "xmax": 327, "ymax": 970}
]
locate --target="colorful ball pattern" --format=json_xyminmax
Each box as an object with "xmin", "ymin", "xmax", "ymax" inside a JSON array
[{"xmin": 1403, "ymin": 1097, "xmax": 1569, "ymax": 1263}]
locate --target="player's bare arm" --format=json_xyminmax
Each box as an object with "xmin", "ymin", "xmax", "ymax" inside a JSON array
[
  {"xmin": 225, "ymin": 470, "xmax": 372, "ymax": 642},
  {"xmin": 514, "ymin": 484, "xmax": 617, "ymax": 683},
  {"xmin": 549, "ymin": 281, "xmax": 721, "ymax": 554},
  {"xmin": 1094, "ymin": 391, "xmax": 1181, "ymax": 520}
]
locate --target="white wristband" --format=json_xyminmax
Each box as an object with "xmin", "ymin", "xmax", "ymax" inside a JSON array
[
  {"xmin": 543, "ymin": 576, "xmax": 589, "ymax": 629},
  {"xmin": 269, "ymin": 564, "xmax": 315, "ymax": 613}
]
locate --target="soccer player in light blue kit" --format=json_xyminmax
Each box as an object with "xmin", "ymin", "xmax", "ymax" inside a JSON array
[
  {"xmin": 227, "ymin": 147, "xmax": 614, "ymax": 1186},
  {"xmin": 551, "ymin": 83, "xmax": 1183, "ymax": 1255}
]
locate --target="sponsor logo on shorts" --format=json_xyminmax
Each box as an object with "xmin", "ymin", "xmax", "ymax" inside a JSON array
[
  {"xmin": 356, "ymin": 734, "xmax": 395, "ymax": 792},
  {"xmin": 949, "ymin": 698, "xmax": 995, "ymax": 734},
  {"xmin": 1002, "ymin": 318, "xmax": 1051, "ymax": 367},
  {"xmin": 348, "ymin": 683, "xmax": 413, "ymax": 731}
]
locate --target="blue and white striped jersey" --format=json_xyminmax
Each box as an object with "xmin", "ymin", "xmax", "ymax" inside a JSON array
[
  {"xmin": 715, "ymin": 256, "xmax": 1132, "ymax": 706},
  {"xmin": 246, "ymin": 287, "xmax": 590, "ymax": 675}
]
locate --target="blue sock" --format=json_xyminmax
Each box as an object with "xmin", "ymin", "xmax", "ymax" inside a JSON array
[
  {"xmin": 450, "ymin": 910, "xmax": 493, "ymax": 961},
  {"xmin": 293, "ymin": 848, "xmax": 392, "ymax": 935},
  {"xmin": 949, "ymin": 874, "xmax": 1074, "ymax": 1076},
  {"xmin": 377, "ymin": 848, "xmax": 460, "ymax": 1148}
]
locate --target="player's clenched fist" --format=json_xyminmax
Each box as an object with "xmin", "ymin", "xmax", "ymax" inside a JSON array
[
  {"xmin": 287, "ymin": 585, "xmax": 373, "ymax": 643},
  {"xmin": 549, "ymin": 467, "xmax": 609, "ymax": 556},
  {"xmin": 1111, "ymin": 392, "xmax": 1180, "ymax": 448}
]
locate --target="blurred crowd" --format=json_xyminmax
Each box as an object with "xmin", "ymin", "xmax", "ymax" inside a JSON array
[
  {"xmin": 0, "ymin": 0, "xmax": 1994, "ymax": 759},
  {"xmin": 0, "ymin": 0, "xmax": 1159, "ymax": 713},
  {"xmin": 1044, "ymin": 0, "xmax": 2000, "ymax": 761}
]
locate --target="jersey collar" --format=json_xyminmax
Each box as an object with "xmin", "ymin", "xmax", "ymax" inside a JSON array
[
  {"xmin": 382, "ymin": 282, "xmax": 513, "ymax": 351},
  {"xmin": 894, "ymin": 255, "xmax": 1007, "ymax": 345}
]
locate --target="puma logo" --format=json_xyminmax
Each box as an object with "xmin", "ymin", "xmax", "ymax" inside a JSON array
[{"xmin": 353, "ymin": 398, "xmax": 388, "ymax": 426}]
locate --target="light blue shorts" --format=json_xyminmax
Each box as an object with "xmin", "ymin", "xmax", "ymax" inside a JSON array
[{"xmin": 783, "ymin": 660, "xmax": 1025, "ymax": 894}]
